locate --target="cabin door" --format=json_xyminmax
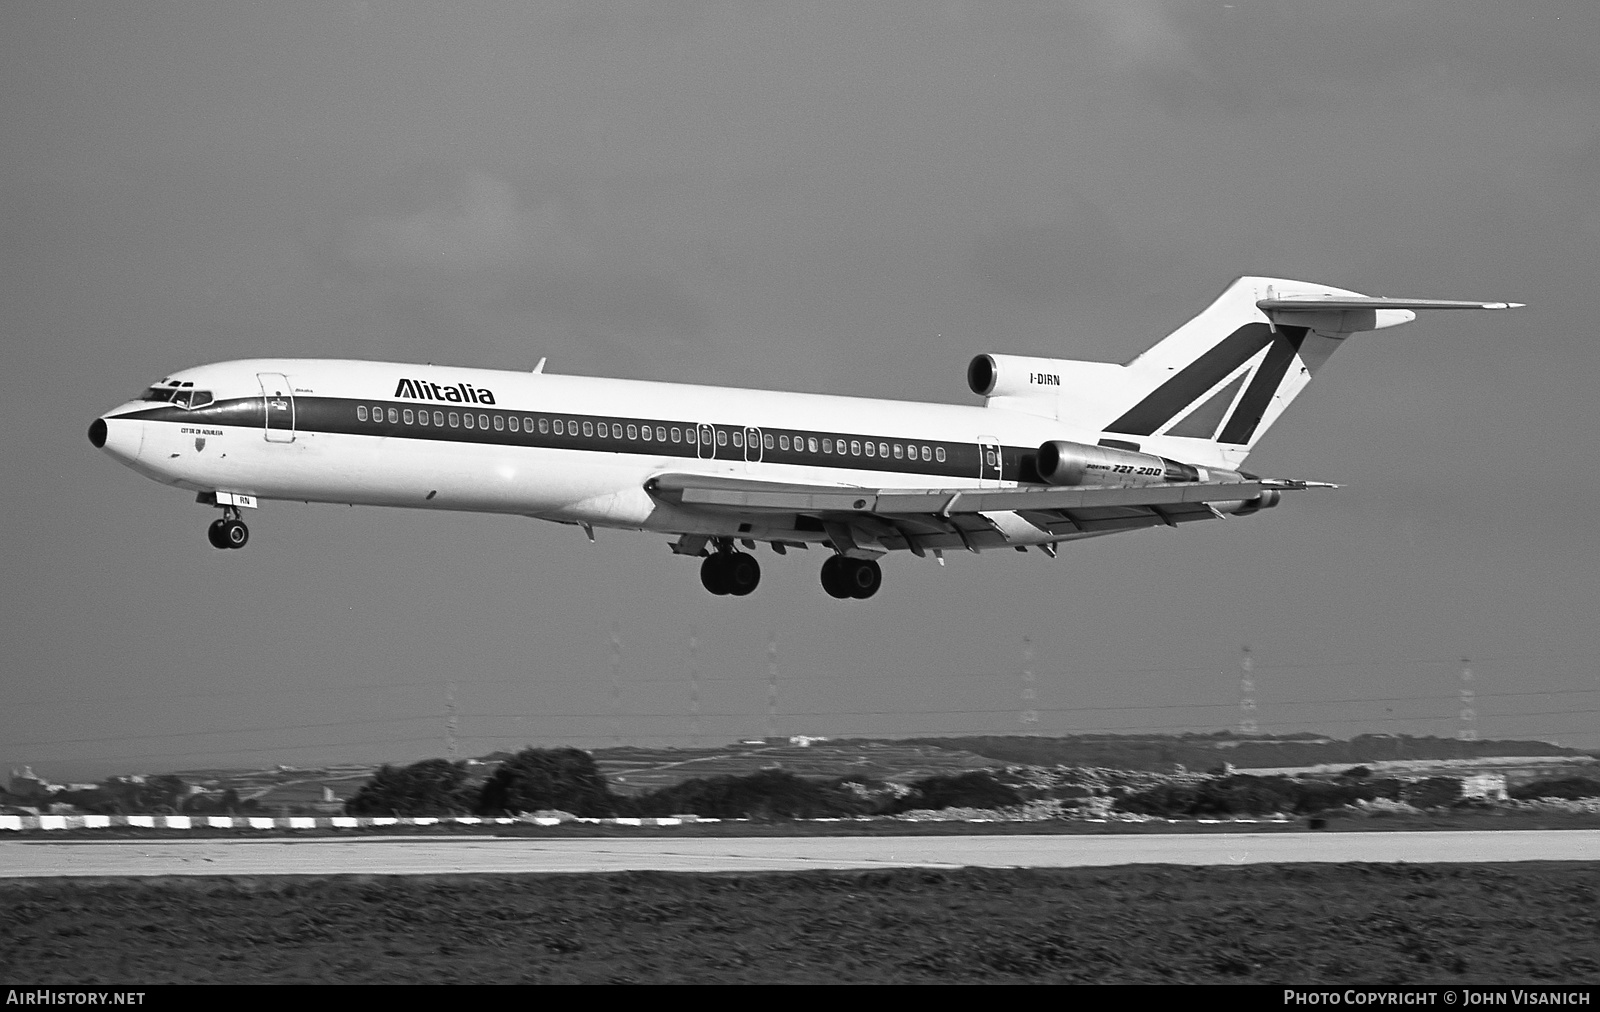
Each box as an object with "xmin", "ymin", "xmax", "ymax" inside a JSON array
[{"xmin": 259, "ymin": 373, "xmax": 295, "ymax": 443}]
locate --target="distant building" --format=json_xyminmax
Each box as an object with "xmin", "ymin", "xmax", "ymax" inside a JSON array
[
  {"xmin": 1460, "ymin": 773, "xmax": 1508, "ymax": 801},
  {"xmin": 789, "ymin": 735, "xmax": 828, "ymax": 748}
]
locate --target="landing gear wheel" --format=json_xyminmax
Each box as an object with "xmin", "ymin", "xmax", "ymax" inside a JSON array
[
  {"xmin": 846, "ymin": 557, "xmax": 881, "ymax": 599},
  {"xmin": 723, "ymin": 552, "xmax": 760, "ymax": 596},
  {"xmin": 820, "ymin": 555, "xmax": 852, "ymax": 599},
  {"xmin": 207, "ymin": 519, "xmax": 230, "ymax": 549},
  {"xmin": 821, "ymin": 556, "xmax": 881, "ymax": 599},
  {"xmin": 220, "ymin": 518, "xmax": 249, "ymax": 549},
  {"xmin": 702, "ymin": 552, "xmax": 760, "ymax": 596},
  {"xmin": 700, "ymin": 554, "xmax": 730, "ymax": 595}
]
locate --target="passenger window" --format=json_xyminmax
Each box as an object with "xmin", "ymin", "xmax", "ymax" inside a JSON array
[
  {"xmin": 837, "ymin": 440, "xmax": 847, "ymax": 455},
  {"xmin": 655, "ymin": 426, "xmax": 665, "ymax": 442},
  {"xmin": 779, "ymin": 434, "xmax": 790, "ymax": 450},
  {"xmin": 567, "ymin": 419, "xmax": 577, "ymax": 435},
  {"xmin": 508, "ymin": 416, "xmax": 519, "ymax": 432},
  {"xmin": 807, "ymin": 437, "xmax": 818, "ymax": 453},
  {"xmin": 403, "ymin": 409, "xmax": 414, "ymax": 424},
  {"xmin": 432, "ymin": 411, "xmax": 443, "ymax": 426},
  {"xmin": 553, "ymin": 419, "xmax": 564, "ymax": 435},
  {"xmin": 539, "ymin": 417, "xmax": 549, "ymax": 434},
  {"xmin": 372, "ymin": 405, "xmax": 383, "ymax": 420},
  {"xmin": 614, "ymin": 424, "xmax": 624, "ymax": 439},
  {"xmin": 478, "ymin": 414, "xmax": 488, "ymax": 429},
  {"xmin": 878, "ymin": 442, "xmax": 888, "ymax": 457},
  {"xmin": 864, "ymin": 441, "xmax": 875, "ymax": 457},
  {"xmin": 418, "ymin": 410, "xmax": 429, "ymax": 427},
  {"xmin": 357, "ymin": 406, "xmax": 368, "ymax": 421},
  {"xmin": 671, "ymin": 427, "xmax": 681, "ymax": 442},
  {"xmin": 448, "ymin": 412, "xmax": 460, "ymax": 427},
  {"xmin": 935, "ymin": 446, "xmax": 946, "ymax": 462},
  {"xmin": 388, "ymin": 408, "xmax": 399, "ymax": 423},
  {"xmin": 733, "ymin": 431, "xmax": 744, "ymax": 448},
  {"xmin": 493, "ymin": 415, "xmax": 504, "ymax": 431},
  {"xmin": 893, "ymin": 444, "xmax": 903, "ymax": 459},
  {"xmin": 821, "ymin": 438, "xmax": 831, "ymax": 453},
  {"xmin": 922, "ymin": 445, "xmax": 931, "ymax": 461},
  {"xmin": 464, "ymin": 414, "xmax": 475, "ymax": 429},
  {"xmin": 525, "ymin": 417, "xmax": 534, "ymax": 432},
  {"xmin": 627, "ymin": 424, "xmax": 638, "ymax": 439},
  {"xmin": 582, "ymin": 420, "xmax": 594, "ymax": 437},
  {"xmin": 986, "ymin": 450, "xmax": 997, "ymax": 466},
  {"xmin": 763, "ymin": 433, "xmax": 774, "ymax": 449},
  {"xmin": 716, "ymin": 430, "xmax": 726, "ymax": 446},
  {"xmin": 686, "ymin": 428, "xmax": 697, "ymax": 445},
  {"xmin": 642, "ymin": 425, "xmax": 652, "ymax": 441}
]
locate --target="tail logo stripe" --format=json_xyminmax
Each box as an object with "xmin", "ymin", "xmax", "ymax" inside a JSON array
[
  {"xmin": 1106, "ymin": 323, "xmax": 1274, "ymax": 436},
  {"xmin": 1216, "ymin": 326, "xmax": 1308, "ymax": 445}
]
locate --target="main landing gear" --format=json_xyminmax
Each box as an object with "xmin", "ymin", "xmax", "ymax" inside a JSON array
[
  {"xmin": 820, "ymin": 555, "xmax": 881, "ymax": 600},
  {"xmin": 691, "ymin": 539, "xmax": 881, "ymax": 599},
  {"xmin": 206, "ymin": 508, "xmax": 249, "ymax": 550},
  {"xmin": 701, "ymin": 549, "xmax": 760, "ymax": 596}
]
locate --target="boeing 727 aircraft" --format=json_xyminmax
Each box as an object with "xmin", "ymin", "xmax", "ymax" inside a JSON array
[{"xmin": 88, "ymin": 277, "xmax": 1519, "ymax": 599}]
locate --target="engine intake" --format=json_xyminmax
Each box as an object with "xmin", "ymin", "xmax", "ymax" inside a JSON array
[
  {"xmin": 968, "ymin": 353, "xmax": 1076, "ymax": 398},
  {"xmin": 1035, "ymin": 439, "xmax": 1201, "ymax": 488}
]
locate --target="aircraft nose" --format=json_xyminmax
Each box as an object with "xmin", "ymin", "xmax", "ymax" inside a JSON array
[{"xmin": 92, "ymin": 414, "xmax": 145, "ymax": 463}]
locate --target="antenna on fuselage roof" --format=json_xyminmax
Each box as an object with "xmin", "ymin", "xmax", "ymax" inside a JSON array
[{"xmin": 532, "ymin": 357, "xmax": 547, "ymax": 374}]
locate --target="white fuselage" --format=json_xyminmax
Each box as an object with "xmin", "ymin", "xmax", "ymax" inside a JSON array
[{"xmin": 95, "ymin": 358, "xmax": 1090, "ymax": 546}]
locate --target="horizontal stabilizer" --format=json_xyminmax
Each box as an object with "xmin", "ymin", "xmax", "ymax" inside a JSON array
[{"xmin": 1257, "ymin": 296, "xmax": 1523, "ymax": 311}]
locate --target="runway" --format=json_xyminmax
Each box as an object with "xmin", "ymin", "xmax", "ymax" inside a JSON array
[{"xmin": 2, "ymin": 829, "xmax": 1596, "ymax": 878}]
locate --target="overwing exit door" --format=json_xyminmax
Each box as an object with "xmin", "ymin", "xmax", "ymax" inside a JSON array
[{"xmin": 978, "ymin": 436, "xmax": 1002, "ymax": 487}]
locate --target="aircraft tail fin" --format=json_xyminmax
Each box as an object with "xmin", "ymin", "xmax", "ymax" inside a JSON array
[{"xmin": 1083, "ymin": 276, "xmax": 1519, "ymax": 467}]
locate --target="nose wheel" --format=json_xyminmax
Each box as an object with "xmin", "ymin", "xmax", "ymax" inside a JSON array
[
  {"xmin": 700, "ymin": 550, "xmax": 760, "ymax": 596},
  {"xmin": 207, "ymin": 510, "xmax": 249, "ymax": 549},
  {"xmin": 820, "ymin": 555, "xmax": 881, "ymax": 599}
]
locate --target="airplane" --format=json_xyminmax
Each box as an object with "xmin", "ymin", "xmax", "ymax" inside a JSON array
[{"xmin": 88, "ymin": 276, "xmax": 1520, "ymax": 599}]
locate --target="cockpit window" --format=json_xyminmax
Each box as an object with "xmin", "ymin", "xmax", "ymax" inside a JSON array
[{"xmin": 139, "ymin": 386, "xmax": 213, "ymax": 408}]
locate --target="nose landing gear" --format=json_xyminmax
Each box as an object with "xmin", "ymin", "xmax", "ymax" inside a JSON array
[
  {"xmin": 207, "ymin": 508, "xmax": 249, "ymax": 549},
  {"xmin": 820, "ymin": 555, "xmax": 881, "ymax": 599},
  {"xmin": 700, "ymin": 547, "xmax": 760, "ymax": 596}
]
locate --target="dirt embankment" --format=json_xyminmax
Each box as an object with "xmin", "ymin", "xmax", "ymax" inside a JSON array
[{"xmin": 4, "ymin": 864, "xmax": 1597, "ymax": 984}]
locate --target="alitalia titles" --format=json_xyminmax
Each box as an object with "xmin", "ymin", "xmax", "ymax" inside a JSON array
[{"xmin": 394, "ymin": 378, "xmax": 497, "ymax": 405}]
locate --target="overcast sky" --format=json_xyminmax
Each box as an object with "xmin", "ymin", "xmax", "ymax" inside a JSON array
[{"xmin": 5, "ymin": 1, "xmax": 1598, "ymax": 782}]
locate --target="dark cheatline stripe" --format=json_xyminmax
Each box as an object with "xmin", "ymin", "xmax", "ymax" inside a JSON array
[
  {"xmin": 1216, "ymin": 326, "xmax": 1308, "ymax": 445},
  {"xmin": 1166, "ymin": 371, "xmax": 1248, "ymax": 440},
  {"xmin": 120, "ymin": 397, "xmax": 1023, "ymax": 483},
  {"xmin": 1105, "ymin": 323, "xmax": 1275, "ymax": 437}
]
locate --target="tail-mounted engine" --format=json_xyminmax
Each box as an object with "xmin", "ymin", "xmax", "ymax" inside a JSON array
[
  {"xmin": 1035, "ymin": 439, "xmax": 1203, "ymax": 488},
  {"xmin": 967, "ymin": 354, "xmax": 1075, "ymax": 398}
]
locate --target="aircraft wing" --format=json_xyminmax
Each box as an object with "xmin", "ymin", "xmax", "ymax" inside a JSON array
[{"xmin": 646, "ymin": 472, "xmax": 1306, "ymax": 554}]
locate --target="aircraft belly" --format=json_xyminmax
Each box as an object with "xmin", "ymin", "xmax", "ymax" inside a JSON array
[{"xmin": 141, "ymin": 427, "xmax": 652, "ymax": 515}]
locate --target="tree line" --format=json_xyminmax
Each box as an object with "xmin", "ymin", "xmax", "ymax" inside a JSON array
[{"xmin": 344, "ymin": 748, "xmax": 1025, "ymax": 819}]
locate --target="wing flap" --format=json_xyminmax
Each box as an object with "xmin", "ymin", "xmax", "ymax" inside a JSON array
[{"xmin": 647, "ymin": 472, "xmax": 1269, "ymax": 518}]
